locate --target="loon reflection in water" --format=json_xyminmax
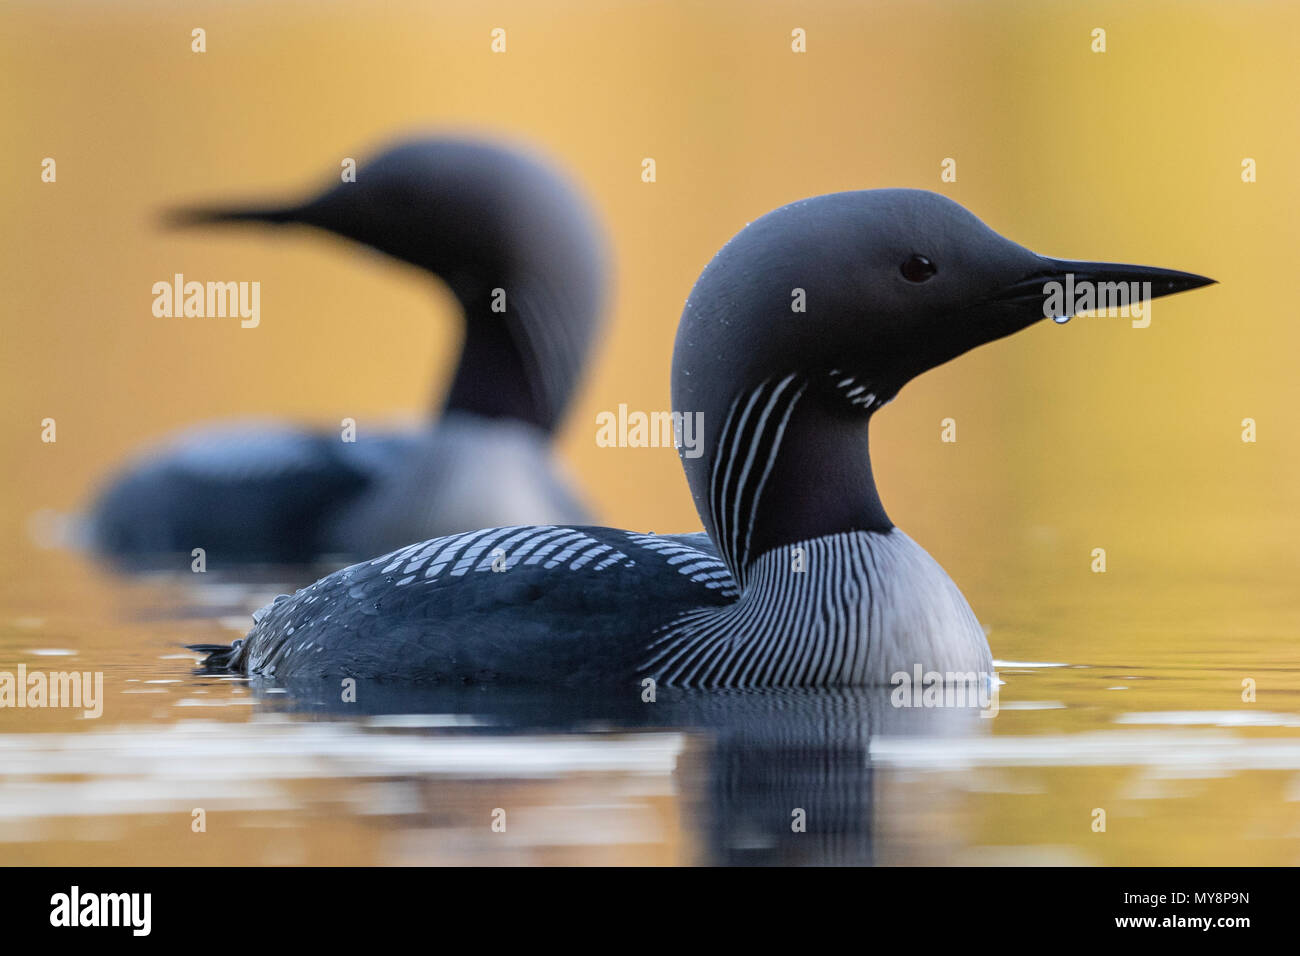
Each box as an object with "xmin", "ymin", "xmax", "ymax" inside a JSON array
[
  {"xmin": 230, "ymin": 678, "xmax": 989, "ymax": 866},
  {"xmin": 197, "ymin": 189, "xmax": 1213, "ymax": 688},
  {"xmin": 88, "ymin": 136, "xmax": 606, "ymax": 568}
]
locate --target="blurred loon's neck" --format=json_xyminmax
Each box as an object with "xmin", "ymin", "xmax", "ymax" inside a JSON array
[
  {"xmin": 702, "ymin": 373, "xmax": 892, "ymax": 588},
  {"xmin": 441, "ymin": 278, "xmax": 588, "ymax": 434}
]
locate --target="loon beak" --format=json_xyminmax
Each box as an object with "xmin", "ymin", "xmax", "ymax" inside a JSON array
[
  {"xmin": 163, "ymin": 202, "xmax": 303, "ymax": 229},
  {"xmin": 998, "ymin": 259, "xmax": 1216, "ymax": 321}
]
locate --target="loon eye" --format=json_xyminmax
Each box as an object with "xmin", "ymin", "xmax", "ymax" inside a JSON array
[{"xmin": 900, "ymin": 254, "xmax": 937, "ymax": 283}]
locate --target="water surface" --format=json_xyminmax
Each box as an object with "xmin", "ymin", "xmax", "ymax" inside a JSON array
[{"xmin": 3, "ymin": 537, "xmax": 1297, "ymax": 866}]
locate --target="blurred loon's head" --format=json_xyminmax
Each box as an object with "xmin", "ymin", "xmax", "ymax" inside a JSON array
[{"xmin": 169, "ymin": 135, "xmax": 609, "ymax": 432}]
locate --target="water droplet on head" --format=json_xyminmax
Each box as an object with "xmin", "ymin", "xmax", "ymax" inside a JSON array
[{"xmin": 1052, "ymin": 315, "xmax": 1070, "ymax": 325}]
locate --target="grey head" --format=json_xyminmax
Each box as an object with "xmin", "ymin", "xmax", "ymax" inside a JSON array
[
  {"xmin": 673, "ymin": 189, "xmax": 1214, "ymax": 580},
  {"xmin": 171, "ymin": 136, "xmax": 608, "ymax": 433}
]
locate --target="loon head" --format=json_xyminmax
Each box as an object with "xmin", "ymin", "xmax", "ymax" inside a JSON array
[
  {"xmin": 673, "ymin": 189, "xmax": 1214, "ymax": 577},
  {"xmin": 169, "ymin": 136, "xmax": 608, "ymax": 431}
]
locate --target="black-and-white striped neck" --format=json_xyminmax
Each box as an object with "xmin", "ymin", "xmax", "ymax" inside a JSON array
[
  {"xmin": 701, "ymin": 371, "xmax": 895, "ymax": 587},
  {"xmin": 641, "ymin": 529, "xmax": 988, "ymax": 687}
]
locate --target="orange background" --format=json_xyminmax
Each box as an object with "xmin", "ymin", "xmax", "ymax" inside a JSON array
[{"xmin": 2, "ymin": 0, "xmax": 1296, "ymax": 655}]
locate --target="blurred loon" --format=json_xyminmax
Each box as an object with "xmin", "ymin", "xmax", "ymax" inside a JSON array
[
  {"xmin": 88, "ymin": 137, "xmax": 606, "ymax": 567},
  {"xmin": 195, "ymin": 190, "xmax": 1212, "ymax": 687}
]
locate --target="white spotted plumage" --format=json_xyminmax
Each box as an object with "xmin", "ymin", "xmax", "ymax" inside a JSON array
[
  {"xmin": 625, "ymin": 533, "xmax": 739, "ymax": 597},
  {"xmin": 827, "ymin": 368, "xmax": 889, "ymax": 410},
  {"xmin": 374, "ymin": 525, "xmax": 634, "ymax": 584}
]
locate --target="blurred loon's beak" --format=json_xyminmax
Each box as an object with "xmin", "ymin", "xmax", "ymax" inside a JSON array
[{"xmin": 163, "ymin": 202, "xmax": 304, "ymax": 229}]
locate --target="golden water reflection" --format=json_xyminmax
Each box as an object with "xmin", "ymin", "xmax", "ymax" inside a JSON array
[{"xmin": 2, "ymin": 546, "xmax": 1297, "ymax": 866}]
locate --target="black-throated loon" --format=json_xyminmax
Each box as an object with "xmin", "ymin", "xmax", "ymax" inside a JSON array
[
  {"xmin": 87, "ymin": 136, "xmax": 606, "ymax": 567},
  {"xmin": 195, "ymin": 189, "xmax": 1212, "ymax": 687}
]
